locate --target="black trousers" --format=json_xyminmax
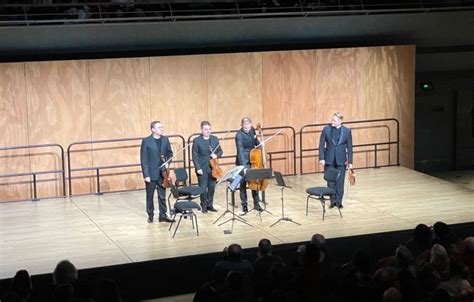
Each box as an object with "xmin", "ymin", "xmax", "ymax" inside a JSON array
[
  {"xmin": 239, "ymin": 177, "xmax": 260, "ymax": 207},
  {"xmin": 145, "ymin": 180, "xmax": 167, "ymax": 218},
  {"xmin": 325, "ymin": 161, "xmax": 346, "ymax": 205},
  {"xmin": 197, "ymin": 170, "xmax": 217, "ymax": 208}
]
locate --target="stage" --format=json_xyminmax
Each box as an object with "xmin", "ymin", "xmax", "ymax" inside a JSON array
[{"xmin": 1, "ymin": 166, "xmax": 473, "ymax": 280}]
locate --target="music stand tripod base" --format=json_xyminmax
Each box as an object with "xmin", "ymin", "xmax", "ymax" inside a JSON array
[
  {"xmin": 241, "ymin": 168, "xmax": 274, "ymax": 220},
  {"xmin": 270, "ymin": 172, "xmax": 301, "ymax": 227},
  {"xmin": 213, "ymin": 166, "xmax": 250, "ymax": 226},
  {"xmin": 214, "ymin": 175, "xmax": 253, "ymax": 230}
]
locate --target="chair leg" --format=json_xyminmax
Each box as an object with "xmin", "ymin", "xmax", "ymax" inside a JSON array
[
  {"xmin": 191, "ymin": 211, "xmax": 195, "ymax": 229},
  {"xmin": 320, "ymin": 196, "xmax": 325, "ymax": 221},
  {"xmin": 167, "ymin": 193, "xmax": 172, "ymax": 216},
  {"xmin": 194, "ymin": 212, "xmax": 199, "ymax": 236},
  {"xmin": 168, "ymin": 212, "xmax": 177, "ymax": 231},
  {"xmin": 172, "ymin": 215, "xmax": 183, "ymax": 238},
  {"xmin": 337, "ymin": 207, "xmax": 343, "ymax": 218},
  {"xmin": 306, "ymin": 195, "xmax": 310, "ymax": 216}
]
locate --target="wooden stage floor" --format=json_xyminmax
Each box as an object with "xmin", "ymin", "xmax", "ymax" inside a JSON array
[{"xmin": 1, "ymin": 166, "xmax": 473, "ymax": 280}]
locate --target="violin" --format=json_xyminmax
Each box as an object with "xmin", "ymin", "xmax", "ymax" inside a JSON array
[
  {"xmin": 159, "ymin": 143, "xmax": 191, "ymax": 188},
  {"xmin": 209, "ymin": 145, "xmax": 223, "ymax": 179},
  {"xmin": 208, "ymin": 130, "xmax": 231, "ymax": 179},
  {"xmin": 247, "ymin": 123, "xmax": 270, "ymax": 191},
  {"xmin": 348, "ymin": 168, "xmax": 356, "ymax": 186},
  {"xmin": 160, "ymin": 155, "xmax": 172, "ymax": 188}
]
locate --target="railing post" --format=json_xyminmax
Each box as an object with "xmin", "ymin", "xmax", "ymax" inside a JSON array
[
  {"xmin": 292, "ymin": 127, "xmax": 297, "ymax": 176},
  {"xmin": 299, "ymin": 128, "xmax": 304, "ymax": 175},
  {"xmin": 396, "ymin": 119, "xmax": 400, "ymax": 166},
  {"xmin": 67, "ymin": 145, "xmax": 73, "ymax": 196},
  {"xmin": 60, "ymin": 146, "xmax": 66, "ymax": 197},
  {"xmin": 96, "ymin": 168, "xmax": 103, "ymax": 195},
  {"xmin": 374, "ymin": 144, "xmax": 378, "ymax": 168},
  {"xmin": 32, "ymin": 173, "xmax": 39, "ymax": 201}
]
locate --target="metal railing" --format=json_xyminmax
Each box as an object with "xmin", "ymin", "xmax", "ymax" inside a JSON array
[
  {"xmin": 67, "ymin": 135, "xmax": 186, "ymax": 196},
  {"xmin": 0, "ymin": 1, "xmax": 472, "ymax": 26},
  {"xmin": 1, "ymin": 119, "xmax": 400, "ymax": 200},
  {"xmin": 187, "ymin": 125, "xmax": 296, "ymax": 184},
  {"xmin": 299, "ymin": 118, "xmax": 399, "ymax": 175},
  {"xmin": 0, "ymin": 144, "xmax": 66, "ymax": 202}
]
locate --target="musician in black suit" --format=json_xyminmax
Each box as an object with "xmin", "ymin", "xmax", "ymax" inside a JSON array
[
  {"xmin": 192, "ymin": 121, "xmax": 223, "ymax": 214},
  {"xmin": 319, "ymin": 113, "xmax": 353, "ymax": 208},
  {"xmin": 140, "ymin": 121, "xmax": 174, "ymax": 223},
  {"xmin": 235, "ymin": 117, "xmax": 263, "ymax": 213}
]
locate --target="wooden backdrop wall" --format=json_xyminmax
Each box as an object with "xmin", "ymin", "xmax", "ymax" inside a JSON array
[{"xmin": 0, "ymin": 45, "xmax": 415, "ymax": 201}]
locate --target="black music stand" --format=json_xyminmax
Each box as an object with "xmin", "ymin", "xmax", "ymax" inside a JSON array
[
  {"xmin": 213, "ymin": 166, "xmax": 252, "ymax": 231},
  {"xmin": 241, "ymin": 168, "xmax": 273, "ymax": 218},
  {"xmin": 270, "ymin": 171, "xmax": 301, "ymax": 227}
]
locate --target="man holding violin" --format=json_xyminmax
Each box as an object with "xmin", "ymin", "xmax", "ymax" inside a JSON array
[
  {"xmin": 192, "ymin": 121, "xmax": 223, "ymax": 214},
  {"xmin": 318, "ymin": 113, "xmax": 353, "ymax": 209},
  {"xmin": 235, "ymin": 117, "xmax": 263, "ymax": 213},
  {"xmin": 140, "ymin": 121, "xmax": 174, "ymax": 223}
]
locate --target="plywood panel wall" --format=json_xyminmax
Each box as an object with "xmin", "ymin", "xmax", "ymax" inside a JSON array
[
  {"xmin": 25, "ymin": 60, "xmax": 93, "ymax": 197},
  {"xmin": 89, "ymin": 58, "xmax": 151, "ymax": 193},
  {"xmin": 262, "ymin": 50, "xmax": 317, "ymax": 174},
  {"xmin": 364, "ymin": 45, "xmax": 415, "ymax": 168},
  {"xmin": 0, "ymin": 63, "xmax": 31, "ymax": 201},
  {"xmin": 150, "ymin": 55, "xmax": 208, "ymax": 175},
  {"xmin": 206, "ymin": 52, "xmax": 264, "ymax": 180},
  {"xmin": 313, "ymin": 48, "xmax": 369, "ymax": 171},
  {"xmin": 0, "ymin": 45, "xmax": 415, "ymax": 201},
  {"xmin": 207, "ymin": 53, "xmax": 263, "ymax": 130}
]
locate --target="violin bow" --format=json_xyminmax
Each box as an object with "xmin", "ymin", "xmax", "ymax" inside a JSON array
[
  {"xmin": 159, "ymin": 142, "xmax": 193, "ymax": 169},
  {"xmin": 210, "ymin": 130, "xmax": 232, "ymax": 156},
  {"xmin": 255, "ymin": 129, "xmax": 284, "ymax": 148}
]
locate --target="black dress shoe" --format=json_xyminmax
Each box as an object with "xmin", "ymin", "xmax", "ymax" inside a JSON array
[
  {"xmin": 337, "ymin": 204, "xmax": 344, "ymax": 209},
  {"xmin": 147, "ymin": 217, "xmax": 153, "ymax": 223},
  {"xmin": 201, "ymin": 208, "xmax": 208, "ymax": 214},
  {"xmin": 207, "ymin": 206, "xmax": 218, "ymax": 212},
  {"xmin": 253, "ymin": 203, "xmax": 263, "ymax": 212},
  {"xmin": 329, "ymin": 204, "xmax": 335, "ymax": 209},
  {"xmin": 242, "ymin": 205, "xmax": 248, "ymax": 213},
  {"xmin": 159, "ymin": 217, "xmax": 175, "ymax": 223}
]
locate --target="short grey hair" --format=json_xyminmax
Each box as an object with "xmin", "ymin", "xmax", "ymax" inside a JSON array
[{"xmin": 334, "ymin": 112, "xmax": 344, "ymax": 120}]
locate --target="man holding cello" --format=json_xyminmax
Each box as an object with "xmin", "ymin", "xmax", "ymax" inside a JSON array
[
  {"xmin": 235, "ymin": 117, "xmax": 264, "ymax": 213},
  {"xmin": 192, "ymin": 121, "xmax": 223, "ymax": 214}
]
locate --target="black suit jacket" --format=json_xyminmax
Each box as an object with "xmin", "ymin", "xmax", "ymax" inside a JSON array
[
  {"xmin": 192, "ymin": 135, "xmax": 223, "ymax": 174},
  {"xmin": 235, "ymin": 127, "xmax": 260, "ymax": 168},
  {"xmin": 140, "ymin": 135, "xmax": 173, "ymax": 181},
  {"xmin": 319, "ymin": 125, "xmax": 353, "ymax": 166}
]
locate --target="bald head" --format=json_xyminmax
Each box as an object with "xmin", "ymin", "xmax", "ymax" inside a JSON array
[
  {"xmin": 464, "ymin": 236, "xmax": 474, "ymax": 253},
  {"xmin": 310, "ymin": 234, "xmax": 326, "ymax": 249},
  {"xmin": 383, "ymin": 287, "xmax": 401, "ymax": 302}
]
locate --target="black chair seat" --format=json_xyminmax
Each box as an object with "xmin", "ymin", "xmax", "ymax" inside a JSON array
[
  {"xmin": 305, "ymin": 167, "xmax": 342, "ymax": 220},
  {"xmin": 306, "ymin": 187, "xmax": 335, "ymax": 196},
  {"xmin": 169, "ymin": 201, "xmax": 201, "ymax": 238},
  {"xmin": 178, "ymin": 186, "xmax": 203, "ymax": 196},
  {"xmin": 175, "ymin": 201, "xmax": 201, "ymax": 212}
]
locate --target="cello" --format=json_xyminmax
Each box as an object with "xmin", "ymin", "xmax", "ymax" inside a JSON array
[{"xmin": 247, "ymin": 123, "xmax": 270, "ymax": 191}]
